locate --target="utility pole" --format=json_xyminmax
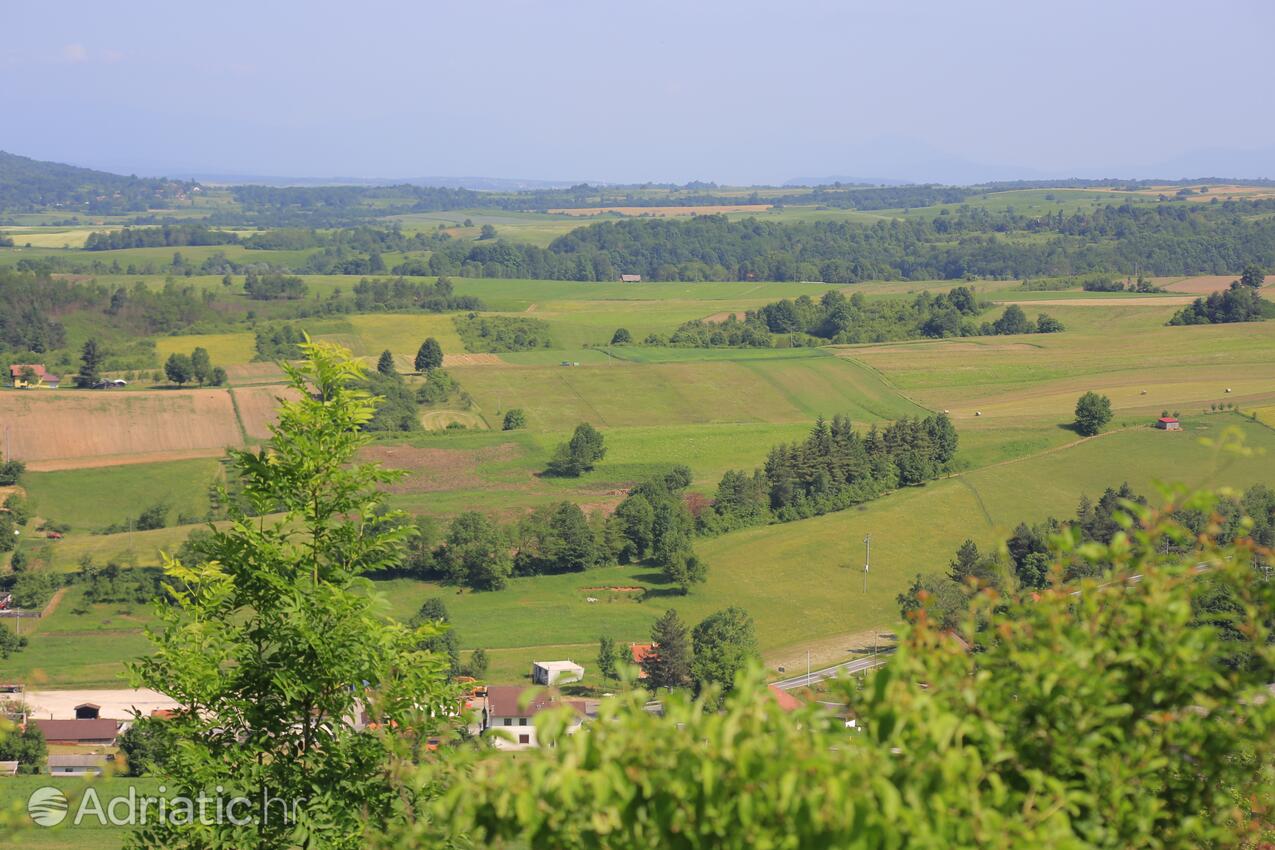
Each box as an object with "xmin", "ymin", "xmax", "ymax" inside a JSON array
[
  {"xmin": 806, "ymin": 649, "xmax": 812, "ymax": 687},
  {"xmin": 863, "ymin": 533, "xmax": 871, "ymax": 593}
]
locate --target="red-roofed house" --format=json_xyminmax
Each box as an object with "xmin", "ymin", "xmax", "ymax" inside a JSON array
[
  {"xmin": 767, "ymin": 684, "xmax": 803, "ymax": 713},
  {"xmin": 9, "ymin": 364, "xmax": 60, "ymax": 389},
  {"xmin": 629, "ymin": 643, "xmax": 654, "ymax": 678},
  {"xmin": 482, "ymin": 685, "xmax": 591, "ymax": 750},
  {"xmin": 1156, "ymin": 416, "xmax": 1182, "ymax": 431}
]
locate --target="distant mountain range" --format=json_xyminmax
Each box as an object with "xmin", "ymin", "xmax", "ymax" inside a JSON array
[
  {"xmin": 5, "ymin": 148, "xmax": 1275, "ymax": 215},
  {"xmin": 171, "ymin": 173, "xmax": 584, "ymax": 191}
]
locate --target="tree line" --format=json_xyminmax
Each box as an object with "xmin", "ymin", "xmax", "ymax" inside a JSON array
[
  {"xmin": 406, "ymin": 201, "xmax": 1275, "ymax": 282},
  {"xmin": 702, "ymin": 413, "xmax": 958, "ymax": 532},
  {"xmin": 644, "ymin": 288, "xmax": 1060, "ymax": 348},
  {"xmin": 84, "ymin": 224, "xmax": 239, "ymax": 250}
]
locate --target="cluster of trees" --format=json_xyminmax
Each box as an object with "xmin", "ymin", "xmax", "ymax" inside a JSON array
[
  {"xmin": 253, "ymin": 323, "xmax": 306, "ymax": 360},
  {"xmin": 453, "ymin": 314, "xmax": 553, "ymax": 352},
  {"xmin": 98, "ymin": 502, "xmax": 171, "ymax": 535},
  {"xmin": 546, "ymin": 423, "xmax": 606, "ymax": 476},
  {"xmin": 391, "ymin": 464, "xmax": 709, "ymax": 593},
  {"xmin": 84, "ymin": 224, "xmax": 238, "ymax": 250},
  {"xmin": 164, "ymin": 346, "xmax": 226, "ymax": 386},
  {"xmin": 76, "ymin": 558, "xmax": 165, "ymax": 605},
  {"xmin": 244, "ymin": 270, "xmax": 307, "ymax": 300},
  {"xmin": 350, "ymin": 275, "xmax": 482, "ymax": 312},
  {"xmin": 599, "ymin": 606, "xmax": 759, "ymax": 703},
  {"xmin": 359, "ymin": 351, "xmax": 425, "ymax": 432},
  {"xmin": 611, "ymin": 467, "xmax": 708, "ymax": 592},
  {"xmin": 647, "ymin": 289, "xmax": 1061, "ymax": 349},
  {"xmin": 1168, "ymin": 277, "xmax": 1269, "ymax": 325},
  {"xmin": 703, "ymin": 414, "xmax": 957, "ymax": 531},
  {"xmin": 0, "ymin": 715, "xmax": 44, "ymax": 773},
  {"xmin": 408, "ymin": 598, "xmax": 488, "ymax": 680}
]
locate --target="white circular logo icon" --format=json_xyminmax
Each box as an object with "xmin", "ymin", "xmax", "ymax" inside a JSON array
[{"xmin": 28, "ymin": 786, "xmax": 69, "ymax": 827}]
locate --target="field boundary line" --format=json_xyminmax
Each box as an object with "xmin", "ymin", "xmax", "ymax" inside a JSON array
[
  {"xmin": 226, "ymin": 387, "xmax": 250, "ymax": 443},
  {"xmin": 951, "ymin": 426, "xmax": 1137, "ymax": 481},
  {"xmin": 554, "ymin": 372, "xmax": 610, "ymax": 426},
  {"xmin": 829, "ymin": 351, "xmax": 937, "ymax": 415},
  {"xmin": 954, "ymin": 478, "xmax": 995, "ymax": 527}
]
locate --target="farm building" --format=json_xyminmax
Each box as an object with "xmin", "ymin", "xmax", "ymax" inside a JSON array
[
  {"xmin": 47, "ymin": 755, "xmax": 109, "ymax": 777},
  {"xmin": 31, "ymin": 718, "xmax": 122, "ymax": 746},
  {"xmin": 9, "ymin": 364, "xmax": 60, "ymax": 389},
  {"xmin": 619, "ymin": 274, "xmax": 642, "ymax": 283},
  {"xmin": 482, "ymin": 685, "xmax": 591, "ymax": 750},
  {"xmin": 531, "ymin": 660, "xmax": 584, "ymax": 686},
  {"xmin": 1156, "ymin": 417, "xmax": 1182, "ymax": 430}
]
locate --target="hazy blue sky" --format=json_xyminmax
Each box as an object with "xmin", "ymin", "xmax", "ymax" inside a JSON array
[{"xmin": 5, "ymin": 0, "xmax": 1274, "ymax": 183}]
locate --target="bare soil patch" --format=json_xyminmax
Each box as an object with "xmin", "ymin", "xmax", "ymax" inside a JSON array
[
  {"xmin": 703, "ymin": 310, "xmax": 748, "ymax": 323},
  {"xmin": 1161, "ymin": 275, "xmax": 1250, "ymax": 294},
  {"xmin": 25, "ymin": 448, "xmax": 228, "ymax": 472},
  {"xmin": 358, "ymin": 443, "xmax": 520, "ymax": 493},
  {"xmin": 993, "ymin": 296, "xmax": 1196, "ymax": 307},
  {"xmin": 549, "ymin": 204, "xmax": 771, "ymax": 217},
  {"xmin": 443, "ymin": 353, "xmax": 504, "ymax": 367},
  {"xmin": 224, "ymin": 362, "xmax": 287, "ymax": 384},
  {"xmin": 233, "ymin": 385, "xmax": 296, "ymax": 440}
]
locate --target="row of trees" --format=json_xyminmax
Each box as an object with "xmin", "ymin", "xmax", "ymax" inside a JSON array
[
  {"xmin": 646, "ymin": 289, "xmax": 1060, "ymax": 349},
  {"xmin": 164, "ymin": 346, "xmax": 226, "ymax": 386},
  {"xmin": 85, "ymin": 224, "xmax": 238, "ymax": 250},
  {"xmin": 453, "ymin": 314, "xmax": 553, "ymax": 352},
  {"xmin": 703, "ymin": 413, "xmax": 958, "ymax": 531},
  {"xmin": 396, "ymin": 466, "xmax": 709, "ymax": 593}
]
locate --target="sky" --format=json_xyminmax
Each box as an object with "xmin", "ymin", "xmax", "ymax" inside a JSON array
[{"xmin": 4, "ymin": 0, "xmax": 1275, "ymax": 185}]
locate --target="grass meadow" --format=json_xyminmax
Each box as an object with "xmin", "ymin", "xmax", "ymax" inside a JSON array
[{"xmin": 5, "ymin": 270, "xmax": 1275, "ymax": 689}]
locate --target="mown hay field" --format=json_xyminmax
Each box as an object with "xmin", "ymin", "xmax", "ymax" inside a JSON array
[{"xmin": 0, "ymin": 388, "xmax": 244, "ymax": 468}]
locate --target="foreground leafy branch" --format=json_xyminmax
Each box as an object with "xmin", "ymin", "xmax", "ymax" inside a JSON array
[
  {"xmin": 389, "ymin": 489, "xmax": 1273, "ymax": 850},
  {"xmin": 131, "ymin": 341, "xmax": 456, "ymax": 850}
]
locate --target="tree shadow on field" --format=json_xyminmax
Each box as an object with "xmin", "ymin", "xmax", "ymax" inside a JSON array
[
  {"xmin": 1055, "ymin": 421, "xmax": 1081, "ymax": 434},
  {"xmin": 632, "ymin": 571, "xmax": 686, "ymax": 601}
]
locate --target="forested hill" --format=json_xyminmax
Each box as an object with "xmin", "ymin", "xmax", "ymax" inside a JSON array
[
  {"xmin": 0, "ymin": 150, "xmax": 195, "ymax": 213},
  {"xmin": 515, "ymin": 204, "xmax": 1275, "ymax": 282}
]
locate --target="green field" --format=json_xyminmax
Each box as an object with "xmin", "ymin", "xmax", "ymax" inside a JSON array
[
  {"xmin": 23, "ymin": 459, "xmax": 221, "ymax": 532},
  {"xmin": 0, "ymin": 775, "xmax": 163, "ymax": 850},
  {"xmin": 4, "ymin": 265, "xmax": 1275, "ymax": 690}
]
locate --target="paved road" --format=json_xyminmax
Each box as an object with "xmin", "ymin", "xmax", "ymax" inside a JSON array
[
  {"xmin": 772, "ymin": 650, "xmax": 895, "ymax": 691},
  {"xmin": 771, "ymin": 566, "xmax": 1217, "ymax": 691}
]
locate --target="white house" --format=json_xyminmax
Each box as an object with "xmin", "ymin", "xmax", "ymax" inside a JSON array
[
  {"xmin": 531, "ymin": 660, "xmax": 584, "ymax": 686},
  {"xmin": 47, "ymin": 755, "xmax": 109, "ymax": 776},
  {"xmin": 482, "ymin": 685, "xmax": 590, "ymax": 750}
]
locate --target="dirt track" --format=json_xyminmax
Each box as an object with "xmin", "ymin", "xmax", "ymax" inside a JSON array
[{"xmin": 994, "ymin": 296, "xmax": 1196, "ymax": 307}]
